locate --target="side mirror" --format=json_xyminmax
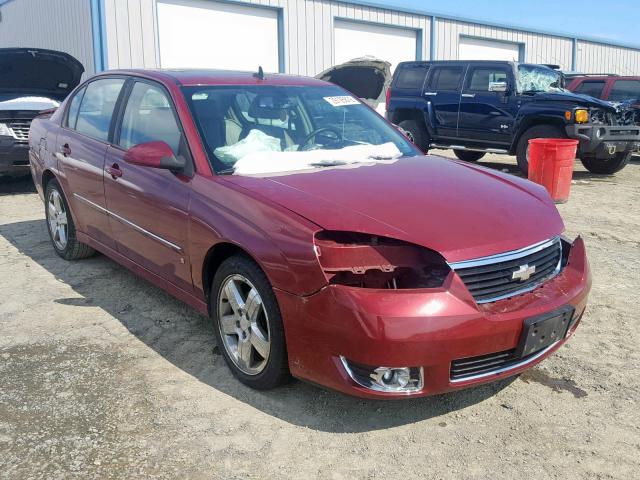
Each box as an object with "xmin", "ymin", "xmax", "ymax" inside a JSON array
[
  {"xmin": 489, "ymin": 81, "xmax": 509, "ymax": 93},
  {"xmin": 123, "ymin": 141, "xmax": 185, "ymax": 171}
]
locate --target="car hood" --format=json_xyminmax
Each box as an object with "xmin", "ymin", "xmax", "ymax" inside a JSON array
[
  {"xmin": 529, "ymin": 90, "xmax": 615, "ymax": 110},
  {"xmin": 316, "ymin": 56, "xmax": 391, "ymax": 106},
  {"xmin": 0, "ymin": 48, "xmax": 84, "ymax": 101},
  {"xmin": 224, "ymin": 155, "xmax": 565, "ymax": 262}
]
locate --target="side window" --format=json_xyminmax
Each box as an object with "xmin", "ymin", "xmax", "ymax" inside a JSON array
[
  {"xmin": 574, "ymin": 80, "xmax": 606, "ymax": 98},
  {"xmin": 75, "ymin": 78, "xmax": 125, "ymax": 141},
  {"xmin": 66, "ymin": 86, "xmax": 85, "ymax": 129},
  {"xmin": 466, "ymin": 68, "xmax": 509, "ymax": 92},
  {"xmin": 119, "ymin": 82, "xmax": 182, "ymax": 154},
  {"xmin": 395, "ymin": 66, "xmax": 429, "ymax": 90},
  {"xmin": 428, "ymin": 67, "xmax": 464, "ymax": 91},
  {"xmin": 609, "ymin": 80, "xmax": 640, "ymax": 101}
]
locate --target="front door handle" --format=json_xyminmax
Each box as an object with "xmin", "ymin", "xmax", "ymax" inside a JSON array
[
  {"xmin": 461, "ymin": 93, "xmax": 476, "ymax": 98},
  {"xmin": 61, "ymin": 144, "xmax": 71, "ymax": 157},
  {"xmin": 106, "ymin": 163, "xmax": 123, "ymax": 179},
  {"xmin": 424, "ymin": 92, "xmax": 438, "ymax": 96}
]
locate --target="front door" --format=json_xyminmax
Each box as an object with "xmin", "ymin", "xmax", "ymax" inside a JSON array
[
  {"xmin": 103, "ymin": 80, "xmax": 193, "ymax": 292},
  {"xmin": 422, "ymin": 64, "xmax": 465, "ymax": 141},
  {"xmin": 56, "ymin": 77, "xmax": 126, "ymax": 249},
  {"xmin": 457, "ymin": 64, "xmax": 518, "ymax": 147}
]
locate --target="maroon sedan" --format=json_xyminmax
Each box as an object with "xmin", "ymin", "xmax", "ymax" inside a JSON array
[{"xmin": 28, "ymin": 69, "xmax": 591, "ymax": 399}]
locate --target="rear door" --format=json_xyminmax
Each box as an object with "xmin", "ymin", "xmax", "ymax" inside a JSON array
[
  {"xmin": 422, "ymin": 64, "xmax": 465, "ymax": 140},
  {"xmin": 56, "ymin": 77, "xmax": 126, "ymax": 249},
  {"xmin": 103, "ymin": 79, "xmax": 194, "ymax": 292},
  {"xmin": 457, "ymin": 63, "xmax": 518, "ymax": 146}
]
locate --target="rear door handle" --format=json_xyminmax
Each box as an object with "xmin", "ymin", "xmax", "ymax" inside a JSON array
[
  {"xmin": 461, "ymin": 93, "xmax": 476, "ymax": 98},
  {"xmin": 106, "ymin": 163, "xmax": 123, "ymax": 179},
  {"xmin": 424, "ymin": 92, "xmax": 438, "ymax": 96},
  {"xmin": 61, "ymin": 144, "xmax": 71, "ymax": 157}
]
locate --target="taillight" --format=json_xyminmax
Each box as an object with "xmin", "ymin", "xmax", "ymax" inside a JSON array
[{"xmin": 385, "ymin": 86, "xmax": 392, "ymax": 112}]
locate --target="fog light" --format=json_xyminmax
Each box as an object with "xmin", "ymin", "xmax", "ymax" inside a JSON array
[{"xmin": 340, "ymin": 357, "xmax": 423, "ymax": 393}]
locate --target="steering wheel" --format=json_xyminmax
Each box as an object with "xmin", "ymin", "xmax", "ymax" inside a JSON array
[{"xmin": 297, "ymin": 127, "xmax": 343, "ymax": 151}]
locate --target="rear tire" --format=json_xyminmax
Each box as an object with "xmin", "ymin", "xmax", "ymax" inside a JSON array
[
  {"xmin": 398, "ymin": 119, "xmax": 429, "ymax": 153},
  {"xmin": 44, "ymin": 179, "xmax": 95, "ymax": 261},
  {"xmin": 516, "ymin": 125, "xmax": 567, "ymax": 175},
  {"xmin": 454, "ymin": 150, "xmax": 486, "ymax": 162},
  {"xmin": 210, "ymin": 255, "xmax": 290, "ymax": 390},
  {"xmin": 581, "ymin": 152, "xmax": 631, "ymax": 175}
]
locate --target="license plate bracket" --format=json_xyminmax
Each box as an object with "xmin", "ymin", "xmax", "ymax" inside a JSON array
[{"xmin": 516, "ymin": 306, "xmax": 575, "ymax": 358}]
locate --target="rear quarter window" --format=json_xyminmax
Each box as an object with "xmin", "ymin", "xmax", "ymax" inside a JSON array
[{"xmin": 394, "ymin": 66, "xmax": 429, "ymax": 90}]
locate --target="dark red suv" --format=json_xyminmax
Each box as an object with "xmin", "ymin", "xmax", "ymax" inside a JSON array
[
  {"xmin": 566, "ymin": 75, "xmax": 640, "ymax": 104},
  {"xmin": 28, "ymin": 69, "xmax": 591, "ymax": 399}
]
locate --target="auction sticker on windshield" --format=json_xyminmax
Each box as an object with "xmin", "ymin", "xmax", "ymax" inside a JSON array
[{"xmin": 323, "ymin": 96, "xmax": 360, "ymax": 107}]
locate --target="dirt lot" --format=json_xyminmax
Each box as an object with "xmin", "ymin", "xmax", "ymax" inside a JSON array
[{"xmin": 1, "ymin": 153, "xmax": 639, "ymax": 479}]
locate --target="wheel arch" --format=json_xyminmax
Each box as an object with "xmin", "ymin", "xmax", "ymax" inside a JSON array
[{"xmin": 510, "ymin": 118, "xmax": 567, "ymax": 154}]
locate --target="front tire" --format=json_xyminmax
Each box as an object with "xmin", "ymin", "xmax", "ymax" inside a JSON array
[
  {"xmin": 454, "ymin": 150, "xmax": 486, "ymax": 162},
  {"xmin": 44, "ymin": 179, "xmax": 95, "ymax": 260},
  {"xmin": 398, "ymin": 119, "xmax": 429, "ymax": 152},
  {"xmin": 516, "ymin": 125, "xmax": 567, "ymax": 175},
  {"xmin": 211, "ymin": 255, "xmax": 290, "ymax": 390},
  {"xmin": 581, "ymin": 152, "xmax": 631, "ymax": 174}
]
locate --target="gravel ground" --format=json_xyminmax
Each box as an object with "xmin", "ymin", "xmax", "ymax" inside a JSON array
[{"xmin": 1, "ymin": 153, "xmax": 639, "ymax": 479}]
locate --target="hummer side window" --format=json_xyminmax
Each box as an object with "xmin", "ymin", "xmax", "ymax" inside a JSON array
[
  {"xmin": 428, "ymin": 67, "xmax": 464, "ymax": 91},
  {"xmin": 467, "ymin": 68, "xmax": 509, "ymax": 92}
]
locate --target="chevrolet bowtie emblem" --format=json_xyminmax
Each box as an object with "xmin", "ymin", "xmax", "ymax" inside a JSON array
[{"xmin": 512, "ymin": 264, "xmax": 536, "ymax": 282}]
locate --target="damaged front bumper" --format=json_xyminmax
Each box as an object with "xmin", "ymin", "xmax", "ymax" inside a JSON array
[
  {"xmin": 274, "ymin": 237, "xmax": 591, "ymax": 399},
  {"xmin": 566, "ymin": 124, "xmax": 640, "ymax": 158}
]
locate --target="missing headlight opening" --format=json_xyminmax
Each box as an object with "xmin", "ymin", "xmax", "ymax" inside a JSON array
[{"xmin": 314, "ymin": 231, "xmax": 451, "ymax": 289}]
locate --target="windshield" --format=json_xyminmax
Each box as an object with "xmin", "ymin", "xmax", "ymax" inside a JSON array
[
  {"xmin": 183, "ymin": 85, "xmax": 419, "ymax": 175},
  {"xmin": 517, "ymin": 65, "xmax": 564, "ymax": 93}
]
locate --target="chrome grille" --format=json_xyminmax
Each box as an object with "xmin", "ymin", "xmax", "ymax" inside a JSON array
[
  {"xmin": 8, "ymin": 120, "xmax": 31, "ymax": 143},
  {"xmin": 450, "ymin": 349, "xmax": 517, "ymax": 380},
  {"xmin": 450, "ymin": 237, "xmax": 562, "ymax": 304}
]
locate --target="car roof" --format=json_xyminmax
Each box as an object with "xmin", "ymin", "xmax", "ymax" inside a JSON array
[{"xmin": 96, "ymin": 69, "xmax": 331, "ymax": 87}]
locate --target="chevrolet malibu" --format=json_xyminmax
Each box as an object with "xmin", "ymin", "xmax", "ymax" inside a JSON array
[{"xmin": 28, "ymin": 69, "xmax": 591, "ymax": 399}]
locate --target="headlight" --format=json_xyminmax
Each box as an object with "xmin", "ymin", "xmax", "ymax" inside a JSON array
[
  {"xmin": 574, "ymin": 109, "xmax": 589, "ymax": 124},
  {"xmin": 0, "ymin": 123, "xmax": 13, "ymax": 137},
  {"xmin": 313, "ymin": 231, "xmax": 451, "ymax": 289}
]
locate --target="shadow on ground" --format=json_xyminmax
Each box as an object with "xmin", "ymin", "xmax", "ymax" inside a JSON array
[
  {"xmin": 0, "ymin": 218, "xmax": 515, "ymax": 433},
  {"xmin": 0, "ymin": 175, "xmax": 36, "ymax": 196}
]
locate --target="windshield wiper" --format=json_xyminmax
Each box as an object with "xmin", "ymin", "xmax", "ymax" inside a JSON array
[{"xmin": 216, "ymin": 167, "xmax": 236, "ymax": 175}]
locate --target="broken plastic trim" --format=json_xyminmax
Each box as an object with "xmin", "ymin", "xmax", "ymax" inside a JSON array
[{"xmin": 314, "ymin": 231, "xmax": 451, "ymax": 289}]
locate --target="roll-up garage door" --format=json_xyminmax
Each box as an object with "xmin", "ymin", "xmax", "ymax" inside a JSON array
[
  {"xmin": 157, "ymin": 0, "xmax": 280, "ymax": 72},
  {"xmin": 334, "ymin": 20, "xmax": 418, "ymax": 72},
  {"xmin": 458, "ymin": 37, "xmax": 521, "ymax": 61}
]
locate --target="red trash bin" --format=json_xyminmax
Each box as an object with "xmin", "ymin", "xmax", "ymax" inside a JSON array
[{"xmin": 527, "ymin": 138, "xmax": 578, "ymax": 203}]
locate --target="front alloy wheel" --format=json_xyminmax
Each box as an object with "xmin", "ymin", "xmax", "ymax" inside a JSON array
[
  {"xmin": 211, "ymin": 255, "xmax": 290, "ymax": 389},
  {"xmin": 218, "ymin": 274, "xmax": 270, "ymax": 375}
]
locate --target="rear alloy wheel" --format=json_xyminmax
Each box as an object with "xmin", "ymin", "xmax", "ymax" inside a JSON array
[
  {"xmin": 398, "ymin": 119, "xmax": 429, "ymax": 152},
  {"xmin": 454, "ymin": 150, "xmax": 486, "ymax": 162},
  {"xmin": 581, "ymin": 152, "xmax": 632, "ymax": 175},
  {"xmin": 211, "ymin": 255, "xmax": 290, "ymax": 389},
  {"xmin": 516, "ymin": 125, "xmax": 567, "ymax": 175},
  {"xmin": 44, "ymin": 179, "xmax": 95, "ymax": 260}
]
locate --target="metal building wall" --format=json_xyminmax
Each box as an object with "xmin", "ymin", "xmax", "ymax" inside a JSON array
[
  {"xmin": 434, "ymin": 18, "xmax": 574, "ymax": 70},
  {"xmin": 0, "ymin": 0, "xmax": 96, "ymax": 77},
  {"xmin": 576, "ymin": 40, "xmax": 640, "ymax": 75},
  {"xmin": 102, "ymin": 0, "xmax": 431, "ymax": 76}
]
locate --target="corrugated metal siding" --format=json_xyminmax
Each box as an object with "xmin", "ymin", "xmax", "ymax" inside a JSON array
[
  {"xmin": 576, "ymin": 40, "xmax": 640, "ymax": 75},
  {"xmin": 103, "ymin": 0, "xmax": 431, "ymax": 76},
  {"xmin": 435, "ymin": 18, "xmax": 574, "ymax": 70},
  {"xmin": 0, "ymin": 0, "xmax": 95, "ymax": 77}
]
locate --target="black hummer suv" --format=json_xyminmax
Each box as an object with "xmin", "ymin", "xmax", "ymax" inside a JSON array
[{"xmin": 386, "ymin": 60, "xmax": 640, "ymax": 174}]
